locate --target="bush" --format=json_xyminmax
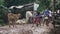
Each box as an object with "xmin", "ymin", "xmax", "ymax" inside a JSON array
[
  {"xmin": 0, "ymin": 7, "xmax": 8, "ymax": 26},
  {"xmin": 0, "ymin": 19, "xmax": 5, "ymax": 26}
]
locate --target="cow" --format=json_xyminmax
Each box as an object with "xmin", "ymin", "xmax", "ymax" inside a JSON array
[
  {"xmin": 8, "ymin": 13, "xmax": 21, "ymax": 28},
  {"xmin": 26, "ymin": 11, "xmax": 33, "ymax": 23}
]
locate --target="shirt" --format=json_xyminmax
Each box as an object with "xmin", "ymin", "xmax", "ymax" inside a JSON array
[{"xmin": 45, "ymin": 10, "xmax": 50, "ymax": 16}]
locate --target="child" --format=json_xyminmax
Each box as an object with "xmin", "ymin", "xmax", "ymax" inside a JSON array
[{"xmin": 33, "ymin": 12, "xmax": 40, "ymax": 27}]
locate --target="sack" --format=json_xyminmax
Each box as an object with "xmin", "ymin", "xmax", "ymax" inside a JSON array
[{"xmin": 45, "ymin": 16, "xmax": 48, "ymax": 19}]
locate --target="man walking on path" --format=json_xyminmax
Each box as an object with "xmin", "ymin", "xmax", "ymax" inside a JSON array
[{"xmin": 44, "ymin": 8, "xmax": 50, "ymax": 26}]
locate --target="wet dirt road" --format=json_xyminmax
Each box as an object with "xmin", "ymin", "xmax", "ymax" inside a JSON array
[{"xmin": 0, "ymin": 23, "xmax": 54, "ymax": 34}]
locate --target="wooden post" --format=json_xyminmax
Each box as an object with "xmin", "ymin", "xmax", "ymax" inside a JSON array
[
  {"xmin": 52, "ymin": 0, "xmax": 55, "ymax": 13},
  {"xmin": 58, "ymin": 0, "xmax": 60, "ymax": 9},
  {"xmin": 52, "ymin": 0, "xmax": 56, "ymax": 34}
]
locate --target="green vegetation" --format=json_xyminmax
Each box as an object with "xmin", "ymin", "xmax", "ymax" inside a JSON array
[
  {"xmin": 4, "ymin": 0, "xmax": 35, "ymax": 7},
  {"xmin": 37, "ymin": 0, "xmax": 52, "ymax": 12},
  {"xmin": 0, "ymin": 0, "xmax": 5, "ymax": 26}
]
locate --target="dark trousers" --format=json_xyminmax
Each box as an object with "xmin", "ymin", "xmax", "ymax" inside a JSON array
[
  {"xmin": 28, "ymin": 17, "xmax": 33, "ymax": 23},
  {"xmin": 44, "ymin": 19, "xmax": 49, "ymax": 26}
]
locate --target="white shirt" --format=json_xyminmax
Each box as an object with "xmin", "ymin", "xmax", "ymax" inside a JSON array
[
  {"xmin": 57, "ymin": 10, "xmax": 60, "ymax": 13},
  {"xmin": 49, "ymin": 10, "xmax": 52, "ymax": 17}
]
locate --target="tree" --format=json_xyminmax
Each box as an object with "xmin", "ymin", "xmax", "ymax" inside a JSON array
[
  {"xmin": 0, "ymin": 0, "xmax": 4, "ymax": 5},
  {"xmin": 37, "ymin": 0, "xmax": 52, "ymax": 12},
  {"xmin": 4, "ymin": 0, "xmax": 34, "ymax": 7},
  {"xmin": 0, "ymin": 0, "xmax": 8, "ymax": 25}
]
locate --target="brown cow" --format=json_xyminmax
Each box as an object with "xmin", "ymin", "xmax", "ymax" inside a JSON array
[{"xmin": 8, "ymin": 13, "xmax": 21, "ymax": 27}]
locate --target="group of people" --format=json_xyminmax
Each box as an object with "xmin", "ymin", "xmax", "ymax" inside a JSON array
[
  {"xmin": 26, "ymin": 8, "xmax": 60, "ymax": 27},
  {"xmin": 33, "ymin": 8, "xmax": 53, "ymax": 27}
]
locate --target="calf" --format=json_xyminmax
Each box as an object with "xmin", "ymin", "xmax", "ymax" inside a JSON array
[{"xmin": 8, "ymin": 13, "xmax": 21, "ymax": 27}]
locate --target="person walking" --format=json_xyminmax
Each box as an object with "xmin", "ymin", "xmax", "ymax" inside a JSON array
[
  {"xmin": 44, "ymin": 8, "xmax": 50, "ymax": 26},
  {"xmin": 33, "ymin": 12, "xmax": 40, "ymax": 27}
]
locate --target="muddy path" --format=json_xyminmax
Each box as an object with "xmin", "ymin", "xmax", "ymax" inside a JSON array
[{"xmin": 0, "ymin": 23, "xmax": 54, "ymax": 34}]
